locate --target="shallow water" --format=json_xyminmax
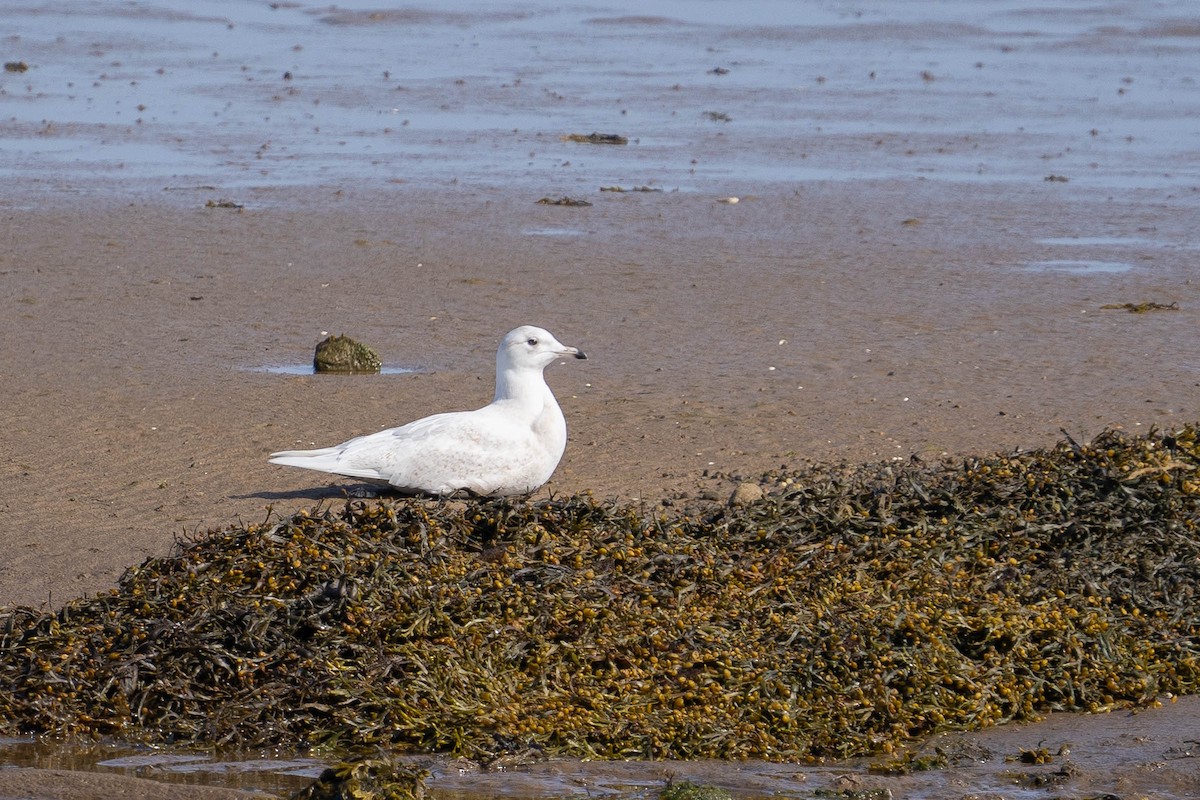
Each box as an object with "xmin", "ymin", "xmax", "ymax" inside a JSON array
[
  {"xmin": 1022, "ymin": 258, "xmax": 1135, "ymax": 273},
  {"xmin": 0, "ymin": 738, "xmax": 322, "ymax": 796},
  {"xmin": 2, "ymin": 697, "xmax": 1199, "ymax": 798},
  {"xmin": 248, "ymin": 363, "xmax": 417, "ymax": 375},
  {"xmin": 2, "ymin": 0, "xmax": 1198, "ymax": 201},
  {"xmin": 1038, "ymin": 235, "xmax": 1200, "ymax": 249}
]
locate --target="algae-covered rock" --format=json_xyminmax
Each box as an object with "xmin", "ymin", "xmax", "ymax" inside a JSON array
[
  {"xmin": 291, "ymin": 757, "xmax": 427, "ymax": 800},
  {"xmin": 314, "ymin": 335, "xmax": 382, "ymax": 374},
  {"xmin": 660, "ymin": 781, "xmax": 733, "ymax": 800}
]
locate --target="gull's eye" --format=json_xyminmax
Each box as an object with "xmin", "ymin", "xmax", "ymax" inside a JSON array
[{"xmin": 527, "ymin": 337, "xmax": 538, "ymax": 346}]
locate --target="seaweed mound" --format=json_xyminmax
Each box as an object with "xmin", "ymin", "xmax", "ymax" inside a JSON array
[{"xmin": 1, "ymin": 427, "xmax": 1197, "ymax": 761}]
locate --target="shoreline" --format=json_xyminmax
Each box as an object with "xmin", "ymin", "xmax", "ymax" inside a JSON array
[{"xmin": 1, "ymin": 694, "xmax": 1197, "ymax": 798}]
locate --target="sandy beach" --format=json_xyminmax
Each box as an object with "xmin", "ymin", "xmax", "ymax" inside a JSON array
[{"xmin": 2, "ymin": 182, "xmax": 1195, "ymax": 611}]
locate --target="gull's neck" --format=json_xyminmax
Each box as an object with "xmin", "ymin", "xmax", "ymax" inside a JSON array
[{"xmin": 493, "ymin": 363, "xmax": 551, "ymax": 409}]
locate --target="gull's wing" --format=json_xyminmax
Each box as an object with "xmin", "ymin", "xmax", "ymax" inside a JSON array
[{"xmin": 270, "ymin": 406, "xmax": 547, "ymax": 495}]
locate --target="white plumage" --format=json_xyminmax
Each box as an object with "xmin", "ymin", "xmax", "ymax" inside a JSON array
[{"xmin": 268, "ymin": 326, "xmax": 587, "ymax": 496}]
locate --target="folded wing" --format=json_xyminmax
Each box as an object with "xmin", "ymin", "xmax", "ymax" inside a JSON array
[{"xmin": 268, "ymin": 408, "xmax": 548, "ymax": 495}]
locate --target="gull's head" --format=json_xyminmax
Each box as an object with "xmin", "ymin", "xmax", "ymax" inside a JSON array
[{"xmin": 499, "ymin": 325, "xmax": 588, "ymax": 371}]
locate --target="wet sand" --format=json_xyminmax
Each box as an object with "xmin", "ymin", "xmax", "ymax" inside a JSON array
[{"xmin": 2, "ymin": 182, "xmax": 1196, "ymax": 610}]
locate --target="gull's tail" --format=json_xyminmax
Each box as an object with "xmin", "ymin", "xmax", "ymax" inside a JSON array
[{"xmin": 268, "ymin": 447, "xmax": 342, "ymax": 472}]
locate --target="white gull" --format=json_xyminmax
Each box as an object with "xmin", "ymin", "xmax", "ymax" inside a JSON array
[{"xmin": 268, "ymin": 325, "xmax": 587, "ymax": 496}]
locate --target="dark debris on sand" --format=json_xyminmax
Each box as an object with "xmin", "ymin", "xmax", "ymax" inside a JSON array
[{"xmin": 1, "ymin": 427, "xmax": 1197, "ymax": 763}]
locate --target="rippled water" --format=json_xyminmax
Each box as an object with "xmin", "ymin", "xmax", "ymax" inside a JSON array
[{"xmin": 2, "ymin": 0, "xmax": 1197, "ymax": 198}]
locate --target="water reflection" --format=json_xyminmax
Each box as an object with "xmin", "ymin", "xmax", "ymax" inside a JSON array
[
  {"xmin": 1023, "ymin": 259, "xmax": 1134, "ymax": 273},
  {"xmin": 249, "ymin": 364, "xmax": 417, "ymax": 375},
  {"xmin": 0, "ymin": 739, "xmax": 319, "ymax": 795},
  {"xmin": 1039, "ymin": 236, "xmax": 1200, "ymax": 249}
]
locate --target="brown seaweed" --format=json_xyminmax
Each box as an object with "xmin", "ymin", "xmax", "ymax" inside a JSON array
[
  {"xmin": 561, "ymin": 133, "xmax": 628, "ymax": 145},
  {"xmin": 600, "ymin": 186, "xmax": 663, "ymax": 193},
  {"xmin": 535, "ymin": 197, "xmax": 592, "ymax": 207},
  {"xmin": 0, "ymin": 426, "xmax": 1197, "ymax": 763},
  {"xmin": 291, "ymin": 757, "xmax": 427, "ymax": 800},
  {"xmin": 1100, "ymin": 302, "xmax": 1179, "ymax": 313}
]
